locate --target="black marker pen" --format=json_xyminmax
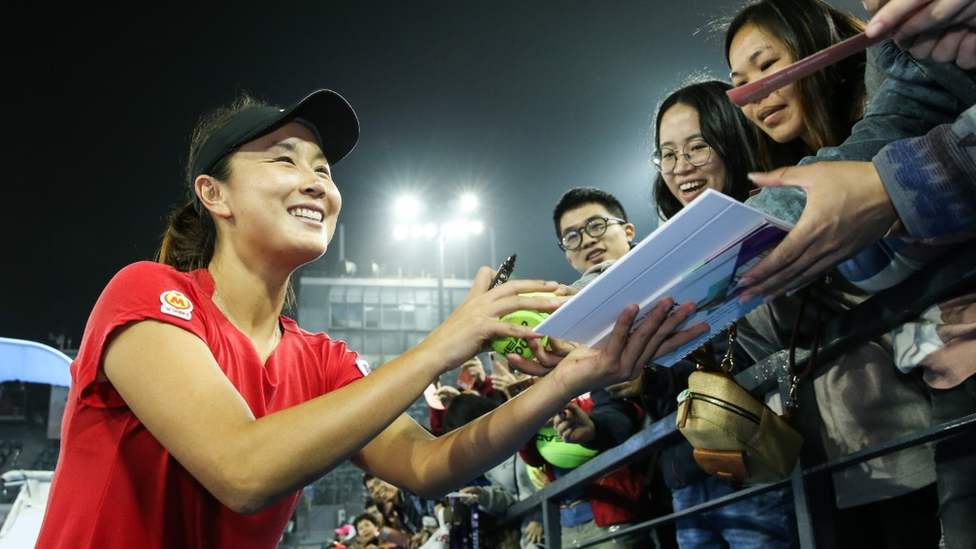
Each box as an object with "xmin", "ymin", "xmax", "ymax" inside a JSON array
[{"xmin": 491, "ymin": 254, "xmax": 517, "ymax": 288}]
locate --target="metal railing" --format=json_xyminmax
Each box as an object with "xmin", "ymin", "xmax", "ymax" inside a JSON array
[{"xmin": 501, "ymin": 250, "xmax": 976, "ymax": 548}]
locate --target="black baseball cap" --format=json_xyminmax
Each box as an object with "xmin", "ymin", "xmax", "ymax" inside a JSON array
[{"xmin": 190, "ymin": 89, "xmax": 360, "ymax": 182}]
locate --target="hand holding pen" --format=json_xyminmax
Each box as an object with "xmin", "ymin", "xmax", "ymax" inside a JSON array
[{"xmin": 490, "ymin": 254, "xmax": 517, "ymax": 288}]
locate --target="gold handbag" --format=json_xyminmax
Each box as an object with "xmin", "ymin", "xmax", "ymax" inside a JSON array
[{"xmin": 675, "ymin": 324, "xmax": 809, "ymax": 484}]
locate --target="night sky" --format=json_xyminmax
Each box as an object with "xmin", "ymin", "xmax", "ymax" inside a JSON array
[{"xmin": 4, "ymin": 0, "xmax": 868, "ymax": 348}]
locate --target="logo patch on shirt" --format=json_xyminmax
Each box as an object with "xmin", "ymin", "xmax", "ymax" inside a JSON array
[
  {"xmin": 160, "ymin": 290, "xmax": 193, "ymax": 320},
  {"xmin": 355, "ymin": 359, "xmax": 372, "ymax": 377}
]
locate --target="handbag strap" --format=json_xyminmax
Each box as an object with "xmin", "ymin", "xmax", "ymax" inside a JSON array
[
  {"xmin": 688, "ymin": 324, "xmax": 738, "ymax": 376},
  {"xmin": 784, "ymin": 277, "xmax": 826, "ymax": 419}
]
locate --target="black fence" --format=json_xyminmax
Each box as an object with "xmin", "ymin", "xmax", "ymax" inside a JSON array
[{"xmin": 500, "ymin": 250, "xmax": 976, "ymax": 549}]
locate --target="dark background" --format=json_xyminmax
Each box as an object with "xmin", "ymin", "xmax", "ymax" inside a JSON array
[{"xmin": 3, "ymin": 0, "xmax": 869, "ymax": 347}]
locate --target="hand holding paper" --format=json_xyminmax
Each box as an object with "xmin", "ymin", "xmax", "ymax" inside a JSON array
[
  {"xmin": 508, "ymin": 299, "xmax": 705, "ymax": 393},
  {"xmin": 534, "ymin": 190, "xmax": 792, "ymax": 367},
  {"xmin": 736, "ymin": 162, "xmax": 897, "ymax": 302}
]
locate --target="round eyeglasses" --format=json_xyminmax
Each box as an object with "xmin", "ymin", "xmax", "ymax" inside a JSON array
[
  {"xmin": 652, "ymin": 139, "xmax": 712, "ymax": 174},
  {"xmin": 558, "ymin": 216, "xmax": 627, "ymax": 251}
]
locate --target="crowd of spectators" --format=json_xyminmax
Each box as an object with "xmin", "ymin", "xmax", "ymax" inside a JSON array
[{"xmin": 342, "ymin": 1, "xmax": 976, "ymax": 548}]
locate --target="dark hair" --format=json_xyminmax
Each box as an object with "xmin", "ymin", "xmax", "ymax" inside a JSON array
[
  {"xmin": 651, "ymin": 79, "xmax": 759, "ymax": 221},
  {"xmin": 157, "ymin": 92, "xmax": 299, "ymax": 308},
  {"xmin": 442, "ymin": 393, "xmax": 501, "ymax": 433},
  {"xmin": 552, "ymin": 187, "xmax": 628, "ymax": 241},
  {"xmin": 158, "ymin": 92, "xmax": 269, "ymax": 272},
  {"xmin": 723, "ymin": 0, "xmax": 866, "ymax": 169},
  {"xmin": 354, "ymin": 512, "xmax": 380, "ymax": 530}
]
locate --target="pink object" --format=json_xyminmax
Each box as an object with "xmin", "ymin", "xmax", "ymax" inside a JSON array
[
  {"xmin": 424, "ymin": 382, "xmax": 445, "ymax": 410},
  {"xmin": 727, "ymin": 32, "xmax": 881, "ymax": 107}
]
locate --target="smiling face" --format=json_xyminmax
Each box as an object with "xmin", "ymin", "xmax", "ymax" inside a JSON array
[
  {"xmin": 558, "ymin": 202, "xmax": 634, "ymax": 274},
  {"xmin": 356, "ymin": 518, "xmax": 378, "ymax": 542},
  {"xmin": 365, "ymin": 477, "xmax": 399, "ymax": 505},
  {"xmin": 728, "ymin": 22, "xmax": 811, "ymax": 148},
  {"xmin": 206, "ymin": 122, "xmax": 342, "ymax": 267},
  {"xmin": 657, "ymin": 103, "xmax": 727, "ymax": 207}
]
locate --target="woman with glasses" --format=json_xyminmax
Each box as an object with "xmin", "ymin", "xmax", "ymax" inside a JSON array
[
  {"xmin": 651, "ymin": 79, "xmax": 758, "ymax": 222},
  {"xmin": 645, "ymin": 78, "xmax": 799, "ymax": 549}
]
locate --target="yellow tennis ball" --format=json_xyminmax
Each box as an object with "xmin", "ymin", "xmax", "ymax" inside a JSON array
[
  {"xmin": 491, "ymin": 293, "xmax": 553, "ymax": 359},
  {"xmin": 535, "ymin": 426, "xmax": 599, "ymax": 469}
]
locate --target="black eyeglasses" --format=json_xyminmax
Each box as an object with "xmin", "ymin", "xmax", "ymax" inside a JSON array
[
  {"xmin": 558, "ymin": 216, "xmax": 627, "ymax": 251},
  {"xmin": 652, "ymin": 139, "xmax": 712, "ymax": 174}
]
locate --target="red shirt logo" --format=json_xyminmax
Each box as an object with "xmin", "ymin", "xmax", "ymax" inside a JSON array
[{"xmin": 160, "ymin": 290, "xmax": 194, "ymax": 320}]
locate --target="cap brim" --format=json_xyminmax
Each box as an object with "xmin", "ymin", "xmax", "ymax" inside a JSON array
[{"xmin": 284, "ymin": 89, "xmax": 360, "ymax": 165}]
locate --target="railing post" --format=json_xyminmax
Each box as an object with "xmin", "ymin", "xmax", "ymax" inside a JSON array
[{"xmin": 541, "ymin": 496, "xmax": 561, "ymax": 549}]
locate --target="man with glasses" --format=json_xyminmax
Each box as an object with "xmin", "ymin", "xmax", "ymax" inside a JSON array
[
  {"xmin": 521, "ymin": 187, "xmax": 651, "ymax": 549},
  {"xmin": 552, "ymin": 187, "xmax": 636, "ymax": 287}
]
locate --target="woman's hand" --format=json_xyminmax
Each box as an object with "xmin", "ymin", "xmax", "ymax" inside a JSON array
[
  {"xmin": 434, "ymin": 386, "xmax": 461, "ymax": 409},
  {"xmin": 420, "ymin": 267, "xmax": 566, "ymax": 373},
  {"xmin": 737, "ymin": 162, "xmax": 897, "ymax": 302},
  {"xmin": 487, "ymin": 370, "xmax": 518, "ymax": 395},
  {"xmin": 458, "ymin": 486, "xmax": 483, "ymax": 504},
  {"xmin": 507, "ymin": 298, "xmax": 707, "ymax": 396}
]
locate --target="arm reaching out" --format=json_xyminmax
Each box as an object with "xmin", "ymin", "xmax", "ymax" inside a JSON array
[
  {"xmin": 103, "ymin": 268, "xmax": 567, "ymax": 512},
  {"xmin": 737, "ymin": 162, "xmax": 898, "ymax": 302},
  {"xmin": 355, "ymin": 299, "xmax": 706, "ymax": 499}
]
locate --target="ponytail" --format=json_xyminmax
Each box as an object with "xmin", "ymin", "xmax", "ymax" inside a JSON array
[
  {"xmin": 158, "ymin": 199, "xmax": 216, "ymax": 272},
  {"xmin": 158, "ymin": 92, "xmax": 268, "ymax": 272}
]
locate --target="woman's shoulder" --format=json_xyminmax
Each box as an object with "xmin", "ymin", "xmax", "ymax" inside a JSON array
[
  {"xmin": 95, "ymin": 262, "xmax": 213, "ymax": 323},
  {"xmin": 112, "ymin": 261, "xmax": 191, "ymax": 281},
  {"xmin": 106, "ymin": 262, "xmax": 209, "ymax": 296}
]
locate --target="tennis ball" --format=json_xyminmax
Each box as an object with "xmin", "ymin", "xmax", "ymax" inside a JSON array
[
  {"xmin": 490, "ymin": 292, "xmax": 553, "ymax": 359},
  {"xmin": 535, "ymin": 426, "xmax": 599, "ymax": 469}
]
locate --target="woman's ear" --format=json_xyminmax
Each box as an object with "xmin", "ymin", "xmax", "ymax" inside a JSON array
[{"xmin": 195, "ymin": 175, "xmax": 232, "ymax": 219}]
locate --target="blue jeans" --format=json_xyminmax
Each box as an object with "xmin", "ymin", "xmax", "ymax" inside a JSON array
[{"xmin": 671, "ymin": 476, "xmax": 798, "ymax": 549}]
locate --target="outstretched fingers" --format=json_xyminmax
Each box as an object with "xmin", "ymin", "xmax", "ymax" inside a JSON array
[
  {"xmin": 602, "ymin": 300, "xmax": 707, "ymax": 381},
  {"xmin": 906, "ymin": 24, "xmax": 976, "ymax": 66},
  {"xmin": 599, "ymin": 303, "xmax": 642, "ymax": 373},
  {"xmin": 630, "ymin": 301, "xmax": 708, "ymax": 369},
  {"xmin": 507, "ymin": 342, "xmax": 558, "ymax": 377},
  {"xmin": 737, "ymin": 168, "xmax": 831, "ymax": 302},
  {"xmin": 738, "ymin": 224, "xmax": 826, "ymax": 302}
]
